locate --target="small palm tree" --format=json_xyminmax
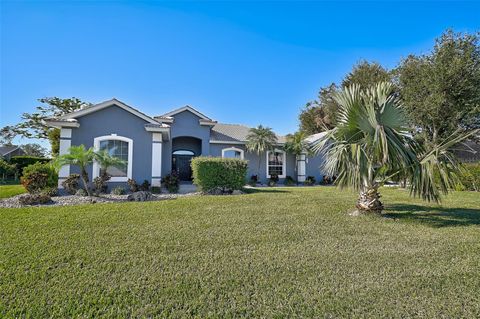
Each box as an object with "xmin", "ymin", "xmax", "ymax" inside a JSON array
[
  {"xmin": 94, "ymin": 149, "xmax": 126, "ymax": 179},
  {"xmin": 246, "ymin": 125, "xmax": 278, "ymax": 176},
  {"xmin": 57, "ymin": 145, "xmax": 95, "ymax": 196},
  {"xmin": 313, "ymin": 82, "xmax": 475, "ymax": 215},
  {"xmin": 284, "ymin": 131, "xmax": 311, "ymax": 183}
]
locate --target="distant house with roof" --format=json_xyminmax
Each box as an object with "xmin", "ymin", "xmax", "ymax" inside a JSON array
[
  {"xmin": 46, "ymin": 99, "xmax": 326, "ymax": 188},
  {"xmin": 0, "ymin": 145, "xmax": 25, "ymax": 161}
]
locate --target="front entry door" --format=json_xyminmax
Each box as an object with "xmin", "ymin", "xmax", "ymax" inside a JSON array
[{"xmin": 173, "ymin": 154, "xmax": 194, "ymax": 181}]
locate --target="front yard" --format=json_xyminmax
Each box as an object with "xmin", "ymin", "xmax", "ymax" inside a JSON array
[{"xmin": 1, "ymin": 187, "xmax": 479, "ymax": 317}]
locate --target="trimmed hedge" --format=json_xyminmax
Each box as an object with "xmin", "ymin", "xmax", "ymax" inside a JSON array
[
  {"xmin": 10, "ymin": 156, "xmax": 50, "ymax": 176},
  {"xmin": 191, "ymin": 157, "xmax": 248, "ymax": 193}
]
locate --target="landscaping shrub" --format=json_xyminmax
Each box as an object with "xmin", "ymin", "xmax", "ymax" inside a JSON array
[
  {"xmin": 10, "ymin": 156, "xmax": 50, "ymax": 176},
  {"xmin": 191, "ymin": 157, "xmax": 247, "ymax": 194},
  {"xmin": 21, "ymin": 162, "xmax": 58, "ymax": 194},
  {"xmin": 75, "ymin": 188, "xmax": 88, "ymax": 197},
  {"xmin": 93, "ymin": 176, "xmax": 110, "ymax": 195},
  {"xmin": 140, "ymin": 180, "xmax": 151, "ymax": 191},
  {"xmin": 268, "ymin": 173, "xmax": 279, "ymax": 187},
  {"xmin": 247, "ymin": 175, "xmax": 258, "ymax": 186},
  {"xmin": 151, "ymin": 186, "xmax": 161, "ymax": 194},
  {"xmin": 456, "ymin": 163, "xmax": 480, "ymax": 191},
  {"xmin": 18, "ymin": 193, "xmax": 52, "ymax": 205},
  {"xmin": 61, "ymin": 174, "xmax": 80, "ymax": 195},
  {"xmin": 127, "ymin": 178, "xmax": 139, "ymax": 192},
  {"xmin": 162, "ymin": 171, "xmax": 180, "ymax": 193},
  {"xmin": 111, "ymin": 186, "xmax": 126, "ymax": 195},
  {"xmin": 284, "ymin": 176, "xmax": 296, "ymax": 186},
  {"xmin": 304, "ymin": 176, "xmax": 316, "ymax": 186},
  {"xmin": 0, "ymin": 158, "xmax": 18, "ymax": 181}
]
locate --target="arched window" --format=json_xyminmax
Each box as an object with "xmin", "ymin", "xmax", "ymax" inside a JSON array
[
  {"xmin": 93, "ymin": 135, "xmax": 133, "ymax": 182},
  {"xmin": 222, "ymin": 147, "xmax": 244, "ymax": 159},
  {"xmin": 266, "ymin": 149, "xmax": 286, "ymax": 178},
  {"xmin": 173, "ymin": 150, "xmax": 195, "ymax": 156}
]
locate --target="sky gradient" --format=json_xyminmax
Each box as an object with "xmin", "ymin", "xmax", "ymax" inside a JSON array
[{"xmin": 1, "ymin": 1, "xmax": 479, "ymax": 146}]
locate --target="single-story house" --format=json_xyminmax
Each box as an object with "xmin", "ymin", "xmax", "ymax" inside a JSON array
[
  {"xmin": 0, "ymin": 145, "xmax": 25, "ymax": 161},
  {"xmin": 46, "ymin": 99, "xmax": 326, "ymax": 188}
]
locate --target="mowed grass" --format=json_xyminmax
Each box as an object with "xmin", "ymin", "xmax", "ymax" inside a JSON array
[
  {"xmin": 0, "ymin": 184, "xmax": 26, "ymax": 199},
  {"xmin": 1, "ymin": 188, "xmax": 479, "ymax": 318}
]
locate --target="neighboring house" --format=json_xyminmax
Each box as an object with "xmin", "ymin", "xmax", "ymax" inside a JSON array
[
  {"xmin": 0, "ymin": 145, "xmax": 25, "ymax": 161},
  {"xmin": 46, "ymin": 99, "xmax": 326, "ymax": 188},
  {"xmin": 453, "ymin": 140, "xmax": 480, "ymax": 163}
]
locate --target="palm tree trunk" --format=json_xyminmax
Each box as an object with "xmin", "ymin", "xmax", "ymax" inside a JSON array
[
  {"xmin": 354, "ymin": 187, "xmax": 384, "ymax": 215},
  {"xmin": 80, "ymin": 166, "xmax": 92, "ymax": 196}
]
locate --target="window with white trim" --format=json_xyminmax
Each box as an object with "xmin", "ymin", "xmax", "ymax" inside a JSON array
[
  {"xmin": 221, "ymin": 147, "xmax": 244, "ymax": 159},
  {"xmin": 93, "ymin": 135, "xmax": 133, "ymax": 182},
  {"xmin": 266, "ymin": 150, "xmax": 286, "ymax": 178}
]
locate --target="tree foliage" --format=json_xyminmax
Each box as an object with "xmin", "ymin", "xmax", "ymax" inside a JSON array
[
  {"xmin": 20, "ymin": 143, "xmax": 48, "ymax": 157},
  {"xmin": 299, "ymin": 61, "xmax": 392, "ymax": 134},
  {"xmin": 395, "ymin": 29, "xmax": 480, "ymax": 143},
  {"xmin": 313, "ymin": 82, "xmax": 475, "ymax": 214}
]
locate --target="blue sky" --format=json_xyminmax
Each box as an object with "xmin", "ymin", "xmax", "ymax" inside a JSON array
[{"xmin": 1, "ymin": 1, "xmax": 479, "ymax": 147}]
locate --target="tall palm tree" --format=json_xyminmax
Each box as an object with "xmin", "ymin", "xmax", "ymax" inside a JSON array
[
  {"xmin": 246, "ymin": 125, "xmax": 278, "ymax": 176},
  {"xmin": 57, "ymin": 145, "xmax": 95, "ymax": 196},
  {"xmin": 313, "ymin": 82, "xmax": 475, "ymax": 215},
  {"xmin": 284, "ymin": 131, "xmax": 311, "ymax": 183}
]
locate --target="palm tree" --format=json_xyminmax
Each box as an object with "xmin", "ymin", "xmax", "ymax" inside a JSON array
[
  {"xmin": 94, "ymin": 149, "xmax": 126, "ymax": 179},
  {"xmin": 284, "ymin": 131, "xmax": 311, "ymax": 183},
  {"xmin": 57, "ymin": 145, "xmax": 95, "ymax": 196},
  {"xmin": 313, "ymin": 82, "xmax": 475, "ymax": 215},
  {"xmin": 246, "ymin": 125, "xmax": 278, "ymax": 176}
]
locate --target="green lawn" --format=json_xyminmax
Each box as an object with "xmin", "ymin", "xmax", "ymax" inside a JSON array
[
  {"xmin": 1, "ymin": 188, "xmax": 479, "ymax": 317},
  {"xmin": 0, "ymin": 184, "xmax": 26, "ymax": 199}
]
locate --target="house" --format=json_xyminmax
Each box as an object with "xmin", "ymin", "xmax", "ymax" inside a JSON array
[
  {"xmin": 46, "ymin": 99, "xmax": 326, "ymax": 188},
  {"xmin": 0, "ymin": 145, "xmax": 25, "ymax": 161}
]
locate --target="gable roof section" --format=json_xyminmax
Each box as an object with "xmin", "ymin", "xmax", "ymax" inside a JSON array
[
  {"xmin": 210, "ymin": 123, "xmax": 286, "ymax": 144},
  {"xmin": 60, "ymin": 98, "xmax": 163, "ymax": 125},
  {"xmin": 0, "ymin": 145, "xmax": 20, "ymax": 156},
  {"xmin": 160, "ymin": 105, "xmax": 213, "ymax": 121}
]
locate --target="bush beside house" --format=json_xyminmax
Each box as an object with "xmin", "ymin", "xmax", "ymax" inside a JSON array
[
  {"xmin": 20, "ymin": 162, "xmax": 58, "ymax": 194},
  {"xmin": 456, "ymin": 163, "xmax": 480, "ymax": 191},
  {"xmin": 191, "ymin": 157, "xmax": 248, "ymax": 194}
]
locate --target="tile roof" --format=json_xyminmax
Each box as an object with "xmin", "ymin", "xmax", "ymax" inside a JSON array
[{"xmin": 211, "ymin": 123, "xmax": 286, "ymax": 144}]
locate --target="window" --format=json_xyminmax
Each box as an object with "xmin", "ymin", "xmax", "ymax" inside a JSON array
[
  {"xmin": 93, "ymin": 135, "xmax": 133, "ymax": 182},
  {"xmin": 221, "ymin": 147, "xmax": 244, "ymax": 159},
  {"xmin": 266, "ymin": 150, "xmax": 286, "ymax": 178}
]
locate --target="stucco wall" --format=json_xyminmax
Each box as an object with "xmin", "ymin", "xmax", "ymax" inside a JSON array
[
  {"xmin": 162, "ymin": 110, "xmax": 211, "ymax": 175},
  {"xmin": 69, "ymin": 104, "xmax": 153, "ymax": 187}
]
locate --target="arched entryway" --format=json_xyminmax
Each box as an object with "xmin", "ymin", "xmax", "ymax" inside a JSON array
[{"xmin": 172, "ymin": 136, "xmax": 202, "ymax": 181}]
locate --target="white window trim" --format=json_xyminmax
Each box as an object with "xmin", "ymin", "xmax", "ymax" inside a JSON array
[
  {"xmin": 266, "ymin": 149, "xmax": 286, "ymax": 178},
  {"xmin": 221, "ymin": 147, "xmax": 244, "ymax": 160},
  {"xmin": 93, "ymin": 135, "xmax": 133, "ymax": 182}
]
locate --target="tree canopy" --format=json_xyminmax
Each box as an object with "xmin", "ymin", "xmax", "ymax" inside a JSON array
[{"xmin": 395, "ymin": 29, "xmax": 480, "ymax": 144}]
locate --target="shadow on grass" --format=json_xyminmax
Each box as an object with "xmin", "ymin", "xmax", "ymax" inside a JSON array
[
  {"xmin": 243, "ymin": 188, "xmax": 291, "ymax": 194},
  {"xmin": 384, "ymin": 204, "xmax": 480, "ymax": 228}
]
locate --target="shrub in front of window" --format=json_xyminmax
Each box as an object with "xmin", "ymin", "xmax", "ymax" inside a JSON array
[
  {"xmin": 284, "ymin": 175, "xmax": 296, "ymax": 186},
  {"xmin": 61, "ymin": 174, "xmax": 80, "ymax": 195},
  {"xmin": 248, "ymin": 175, "xmax": 258, "ymax": 187},
  {"xmin": 21, "ymin": 162, "xmax": 58, "ymax": 194},
  {"xmin": 93, "ymin": 176, "xmax": 110, "ymax": 195},
  {"xmin": 111, "ymin": 186, "xmax": 126, "ymax": 195},
  {"xmin": 140, "ymin": 180, "xmax": 151, "ymax": 191},
  {"xmin": 268, "ymin": 173, "xmax": 279, "ymax": 187},
  {"xmin": 304, "ymin": 176, "xmax": 316, "ymax": 186},
  {"xmin": 191, "ymin": 157, "xmax": 247, "ymax": 194},
  {"xmin": 127, "ymin": 178, "xmax": 139, "ymax": 192},
  {"xmin": 162, "ymin": 171, "xmax": 180, "ymax": 193}
]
